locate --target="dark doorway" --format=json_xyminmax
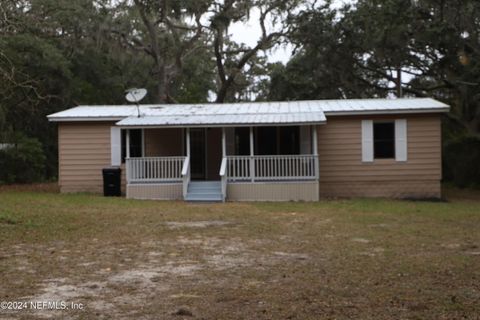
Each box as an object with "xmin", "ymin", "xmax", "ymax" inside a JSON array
[{"xmin": 190, "ymin": 128, "xmax": 206, "ymax": 180}]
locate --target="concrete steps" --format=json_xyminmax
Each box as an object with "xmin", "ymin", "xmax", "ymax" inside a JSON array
[{"xmin": 185, "ymin": 181, "xmax": 223, "ymax": 202}]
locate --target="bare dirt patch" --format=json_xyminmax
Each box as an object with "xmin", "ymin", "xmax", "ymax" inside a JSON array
[
  {"xmin": 351, "ymin": 237, "xmax": 371, "ymax": 243},
  {"xmin": 164, "ymin": 220, "xmax": 231, "ymax": 229}
]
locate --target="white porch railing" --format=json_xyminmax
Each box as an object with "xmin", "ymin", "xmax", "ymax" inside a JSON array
[
  {"xmin": 127, "ymin": 155, "xmax": 317, "ymax": 185},
  {"xmin": 126, "ymin": 157, "xmax": 186, "ymax": 183},
  {"xmin": 226, "ymin": 155, "xmax": 318, "ymax": 182}
]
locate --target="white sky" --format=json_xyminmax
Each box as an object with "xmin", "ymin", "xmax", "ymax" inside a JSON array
[{"xmin": 229, "ymin": 0, "xmax": 353, "ymax": 64}]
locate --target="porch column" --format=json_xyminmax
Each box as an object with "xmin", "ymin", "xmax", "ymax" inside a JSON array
[
  {"xmin": 124, "ymin": 129, "xmax": 130, "ymax": 183},
  {"xmin": 249, "ymin": 127, "xmax": 254, "ymax": 182},
  {"xmin": 312, "ymin": 125, "xmax": 319, "ymax": 179},
  {"xmin": 141, "ymin": 129, "xmax": 145, "ymax": 157},
  {"xmin": 186, "ymin": 128, "xmax": 191, "ymax": 158},
  {"xmin": 222, "ymin": 127, "xmax": 226, "ymax": 157},
  {"xmin": 126, "ymin": 129, "xmax": 130, "ymax": 158}
]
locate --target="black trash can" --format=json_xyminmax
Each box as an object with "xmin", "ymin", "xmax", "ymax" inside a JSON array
[{"xmin": 102, "ymin": 167, "xmax": 121, "ymax": 197}]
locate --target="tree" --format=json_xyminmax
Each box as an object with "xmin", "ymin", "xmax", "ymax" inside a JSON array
[
  {"xmin": 209, "ymin": 0, "xmax": 300, "ymax": 102},
  {"xmin": 270, "ymin": 0, "xmax": 480, "ymax": 136},
  {"xmin": 110, "ymin": 0, "xmax": 303, "ymax": 103},
  {"xmin": 109, "ymin": 0, "xmax": 214, "ymax": 103},
  {"xmin": 268, "ymin": 3, "xmax": 383, "ymax": 100},
  {"xmin": 0, "ymin": 0, "xmax": 159, "ymax": 179}
]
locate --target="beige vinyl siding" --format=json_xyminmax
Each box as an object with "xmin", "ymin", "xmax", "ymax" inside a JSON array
[
  {"xmin": 58, "ymin": 122, "xmax": 126, "ymax": 193},
  {"xmin": 317, "ymin": 114, "xmax": 442, "ymax": 198}
]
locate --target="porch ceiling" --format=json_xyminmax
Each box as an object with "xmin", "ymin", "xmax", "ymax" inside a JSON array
[{"xmin": 115, "ymin": 112, "xmax": 327, "ymax": 128}]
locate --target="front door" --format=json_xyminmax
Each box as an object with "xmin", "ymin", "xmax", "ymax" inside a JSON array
[{"xmin": 190, "ymin": 128, "xmax": 206, "ymax": 180}]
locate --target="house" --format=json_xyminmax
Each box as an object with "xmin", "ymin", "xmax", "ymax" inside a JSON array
[{"xmin": 47, "ymin": 98, "xmax": 449, "ymax": 201}]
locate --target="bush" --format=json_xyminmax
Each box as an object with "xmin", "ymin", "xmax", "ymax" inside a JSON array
[
  {"xmin": 0, "ymin": 134, "xmax": 46, "ymax": 184},
  {"xmin": 443, "ymin": 136, "xmax": 480, "ymax": 188}
]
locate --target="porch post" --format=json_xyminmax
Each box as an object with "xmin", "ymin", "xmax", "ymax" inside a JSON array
[
  {"xmin": 186, "ymin": 128, "xmax": 191, "ymax": 158},
  {"xmin": 125, "ymin": 129, "xmax": 131, "ymax": 183},
  {"xmin": 141, "ymin": 129, "xmax": 145, "ymax": 157},
  {"xmin": 249, "ymin": 127, "xmax": 254, "ymax": 182},
  {"xmin": 222, "ymin": 127, "xmax": 226, "ymax": 157},
  {"xmin": 126, "ymin": 129, "xmax": 130, "ymax": 158},
  {"xmin": 312, "ymin": 125, "xmax": 319, "ymax": 179}
]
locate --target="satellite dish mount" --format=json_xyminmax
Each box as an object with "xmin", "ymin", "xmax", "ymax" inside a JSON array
[{"xmin": 125, "ymin": 88, "xmax": 147, "ymax": 118}]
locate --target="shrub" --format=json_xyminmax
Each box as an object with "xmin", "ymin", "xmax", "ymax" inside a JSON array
[
  {"xmin": 443, "ymin": 136, "xmax": 480, "ymax": 188},
  {"xmin": 0, "ymin": 134, "xmax": 46, "ymax": 184}
]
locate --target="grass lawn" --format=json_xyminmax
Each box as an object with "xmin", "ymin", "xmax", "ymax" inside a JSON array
[{"xmin": 0, "ymin": 185, "xmax": 479, "ymax": 319}]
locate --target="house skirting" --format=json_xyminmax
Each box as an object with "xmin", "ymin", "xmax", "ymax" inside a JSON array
[
  {"xmin": 126, "ymin": 180, "xmax": 440, "ymax": 201},
  {"xmin": 319, "ymin": 180, "xmax": 441, "ymax": 199},
  {"xmin": 127, "ymin": 183, "xmax": 182, "ymax": 200},
  {"xmin": 227, "ymin": 181, "xmax": 319, "ymax": 201}
]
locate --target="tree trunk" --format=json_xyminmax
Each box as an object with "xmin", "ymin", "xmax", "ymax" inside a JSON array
[
  {"xmin": 155, "ymin": 62, "xmax": 168, "ymax": 103},
  {"xmin": 396, "ymin": 67, "xmax": 403, "ymax": 98},
  {"xmin": 215, "ymin": 82, "xmax": 230, "ymax": 103}
]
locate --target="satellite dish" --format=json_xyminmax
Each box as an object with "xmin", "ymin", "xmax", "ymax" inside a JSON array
[
  {"xmin": 125, "ymin": 88, "xmax": 147, "ymax": 103},
  {"xmin": 125, "ymin": 88, "xmax": 147, "ymax": 118}
]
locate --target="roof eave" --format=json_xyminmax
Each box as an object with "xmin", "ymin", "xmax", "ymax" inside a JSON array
[
  {"xmin": 115, "ymin": 120, "xmax": 327, "ymax": 129},
  {"xmin": 324, "ymin": 107, "xmax": 450, "ymax": 116},
  {"xmin": 48, "ymin": 116, "xmax": 126, "ymax": 122}
]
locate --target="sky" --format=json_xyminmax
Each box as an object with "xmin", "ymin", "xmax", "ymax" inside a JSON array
[{"xmin": 229, "ymin": 0, "xmax": 353, "ymax": 64}]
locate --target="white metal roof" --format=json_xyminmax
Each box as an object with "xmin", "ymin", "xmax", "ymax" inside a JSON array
[
  {"xmin": 47, "ymin": 105, "xmax": 140, "ymax": 121},
  {"xmin": 47, "ymin": 98, "xmax": 449, "ymax": 127},
  {"xmin": 318, "ymin": 97, "xmax": 449, "ymax": 114},
  {"xmin": 116, "ymin": 112, "xmax": 327, "ymax": 127}
]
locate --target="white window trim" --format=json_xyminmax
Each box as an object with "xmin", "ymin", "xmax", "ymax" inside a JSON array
[
  {"xmin": 110, "ymin": 127, "xmax": 121, "ymax": 166},
  {"xmin": 361, "ymin": 119, "xmax": 408, "ymax": 163},
  {"xmin": 395, "ymin": 119, "xmax": 408, "ymax": 161},
  {"xmin": 361, "ymin": 120, "xmax": 374, "ymax": 162}
]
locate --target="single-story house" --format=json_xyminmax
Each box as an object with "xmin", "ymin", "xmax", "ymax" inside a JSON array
[{"xmin": 47, "ymin": 98, "xmax": 449, "ymax": 201}]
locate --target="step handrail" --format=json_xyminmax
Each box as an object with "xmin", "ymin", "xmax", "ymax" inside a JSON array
[
  {"xmin": 219, "ymin": 157, "xmax": 227, "ymax": 202},
  {"xmin": 181, "ymin": 156, "xmax": 190, "ymax": 199}
]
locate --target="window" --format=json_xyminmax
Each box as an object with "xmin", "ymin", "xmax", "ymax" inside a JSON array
[
  {"xmin": 279, "ymin": 126, "xmax": 300, "ymax": 155},
  {"xmin": 121, "ymin": 129, "xmax": 143, "ymax": 162},
  {"xmin": 256, "ymin": 127, "xmax": 277, "ymax": 155},
  {"xmin": 373, "ymin": 122, "xmax": 395, "ymax": 159},
  {"xmin": 234, "ymin": 127, "xmax": 250, "ymax": 155},
  {"xmin": 254, "ymin": 126, "xmax": 300, "ymax": 155}
]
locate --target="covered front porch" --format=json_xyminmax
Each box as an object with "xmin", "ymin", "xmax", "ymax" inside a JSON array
[{"xmin": 122, "ymin": 125, "xmax": 320, "ymax": 201}]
